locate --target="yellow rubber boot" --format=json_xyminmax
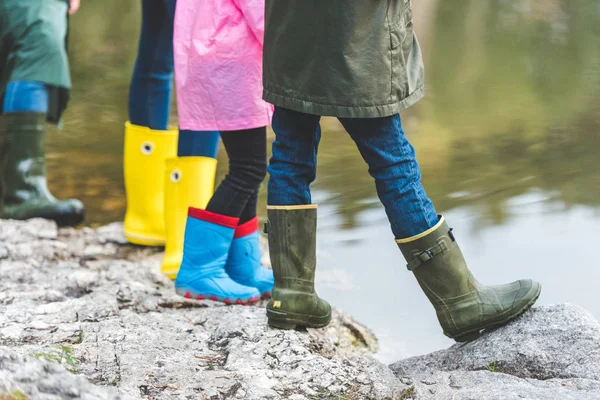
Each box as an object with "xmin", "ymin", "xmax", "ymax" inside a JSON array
[
  {"xmin": 123, "ymin": 122, "xmax": 178, "ymax": 246},
  {"xmin": 161, "ymin": 156, "xmax": 218, "ymax": 279}
]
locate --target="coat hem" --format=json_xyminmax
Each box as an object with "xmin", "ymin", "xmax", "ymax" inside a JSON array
[
  {"xmin": 178, "ymin": 111, "xmax": 273, "ymax": 132},
  {"xmin": 262, "ymin": 85, "xmax": 425, "ymax": 118}
]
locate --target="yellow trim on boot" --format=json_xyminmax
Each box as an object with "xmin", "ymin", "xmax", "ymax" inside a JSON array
[
  {"xmin": 123, "ymin": 121, "xmax": 178, "ymax": 246},
  {"xmin": 395, "ymin": 215, "xmax": 445, "ymax": 244},
  {"xmin": 267, "ymin": 204, "xmax": 318, "ymax": 210},
  {"xmin": 161, "ymin": 156, "xmax": 218, "ymax": 279}
]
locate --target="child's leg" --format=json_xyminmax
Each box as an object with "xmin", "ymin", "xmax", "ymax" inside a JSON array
[
  {"xmin": 203, "ymin": 128, "xmax": 273, "ymax": 296},
  {"xmin": 177, "ymin": 130, "xmax": 220, "ymax": 159},
  {"xmin": 175, "ymin": 127, "xmax": 268, "ymax": 303},
  {"xmin": 128, "ymin": 0, "xmax": 175, "ymax": 130},
  {"xmin": 0, "ymin": 82, "xmax": 84, "ymax": 226},
  {"xmin": 205, "ymin": 127, "xmax": 267, "ymax": 220},
  {"xmin": 265, "ymin": 107, "xmax": 331, "ymax": 330},
  {"xmin": 267, "ymin": 107, "xmax": 322, "ymax": 206},
  {"xmin": 161, "ymin": 129, "xmax": 220, "ymax": 277},
  {"xmin": 340, "ymin": 114, "xmax": 540, "ymax": 342},
  {"xmin": 125, "ymin": 0, "xmax": 220, "ymax": 247},
  {"xmin": 338, "ymin": 114, "xmax": 438, "ymax": 239}
]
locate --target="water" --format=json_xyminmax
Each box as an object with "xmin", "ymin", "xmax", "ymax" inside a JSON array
[{"xmin": 45, "ymin": 0, "xmax": 600, "ymax": 363}]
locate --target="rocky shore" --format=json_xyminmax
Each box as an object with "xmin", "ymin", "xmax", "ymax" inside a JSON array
[{"xmin": 1, "ymin": 219, "xmax": 599, "ymax": 399}]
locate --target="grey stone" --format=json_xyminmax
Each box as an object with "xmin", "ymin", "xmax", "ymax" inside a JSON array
[
  {"xmin": 0, "ymin": 219, "xmax": 405, "ymax": 400},
  {"xmin": 409, "ymin": 371, "xmax": 600, "ymax": 400},
  {"xmin": 390, "ymin": 304, "xmax": 600, "ymax": 380},
  {"xmin": 0, "ymin": 347, "xmax": 127, "ymax": 399},
  {"xmin": 96, "ymin": 223, "xmax": 129, "ymax": 245},
  {"xmin": 6, "ymin": 218, "xmax": 600, "ymax": 400},
  {"xmin": 390, "ymin": 304, "xmax": 600, "ymax": 399}
]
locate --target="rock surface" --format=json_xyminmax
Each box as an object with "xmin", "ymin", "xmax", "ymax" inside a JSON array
[
  {"xmin": 402, "ymin": 371, "xmax": 600, "ymax": 400},
  {"xmin": 390, "ymin": 304, "xmax": 600, "ymax": 399},
  {"xmin": 0, "ymin": 347, "xmax": 123, "ymax": 400},
  {"xmin": 3, "ymin": 219, "xmax": 600, "ymax": 399},
  {"xmin": 0, "ymin": 219, "xmax": 407, "ymax": 399}
]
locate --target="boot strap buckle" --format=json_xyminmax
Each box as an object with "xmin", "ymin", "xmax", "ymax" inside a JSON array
[
  {"xmin": 420, "ymin": 250, "xmax": 434, "ymax": 263},
  {"xmin": 406, "ymin": 241, "xmax": 449, "ymax": 271}
]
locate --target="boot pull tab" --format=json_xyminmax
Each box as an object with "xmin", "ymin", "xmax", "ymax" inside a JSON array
[
  {"xmin": 448, "ymin": 228, "xmax": 456, "ymax": 242},
  {"xmin": 263, "ymin": 221, "xmax": 270, "ymax": 234}
]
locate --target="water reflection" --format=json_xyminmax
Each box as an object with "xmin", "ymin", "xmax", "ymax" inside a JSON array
[{"xmin": 44, "ymin": 0, "xmax": 600, "ymax": 361}]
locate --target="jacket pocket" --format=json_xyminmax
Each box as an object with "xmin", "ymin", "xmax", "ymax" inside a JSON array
[
  {"xmin": 390, "ymin": 3, "xmax": 413, "ymax": 53},
  {"xmin": 389, "ymin": 2, "xmax": 413, "ymax": 99}
]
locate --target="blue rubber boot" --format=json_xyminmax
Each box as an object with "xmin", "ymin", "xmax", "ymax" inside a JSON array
[
  {"xmin": 225, "ymin": 217, "xmax": 275, "ymax": 297},
  {"xmin": 175, "ymin": 208, "xmax": 262, "ymax": 305}
]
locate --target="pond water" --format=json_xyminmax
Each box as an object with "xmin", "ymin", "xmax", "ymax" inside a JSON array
[{"xmin": 46, "ymin": 0, "xmax": 600, "ymax": 363}]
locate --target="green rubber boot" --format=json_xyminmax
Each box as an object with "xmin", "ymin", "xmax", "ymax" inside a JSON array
[
  {"xmin": 0, "ymin": 112, "xmax": 85, "ymax": 226},
  {"xmin": 266, "ymin": 205, "xmax": 332, "ymax": 330},
  {"xmin": 397, "ymin": 216, "xmax": 541, "ymax": 342}
]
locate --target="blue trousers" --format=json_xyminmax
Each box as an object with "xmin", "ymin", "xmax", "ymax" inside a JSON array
[
  {"xmin": 2, "ymin": 81, "xmax": 48, "ymax": 113},
  {"xmin": 267, "ymin": 107, "xmax": 439, "ymax": 239},
  {"xmin": 129, "ymin": 0, "xmax": 219, "ymax": 158}
]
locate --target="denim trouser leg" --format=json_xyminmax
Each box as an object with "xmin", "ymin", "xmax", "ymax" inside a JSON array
[
  {"xmin": 177, "ymin": 130, "xmax": 220, "ymax": 159},
  {"xmin": 267, "ymin": 107, "xmax": 438, "ymax": 239},
  {"xmin": 128, "ymin": 0, "xmax": 219, "ymax": 158},
  {"xmin": 2, "ymin": 81, "xmax": 49, "ymax": 113},
  {"xmin": 128, "ymin": 0, "xmax": 176, "ymax": 130},
  {"xmin": 267, "ymin": 107, "xmax": 322, "ymax": 205},
  {"xmin": 338, "ymin": 115, "xmax": 438, "ymax": 238}
]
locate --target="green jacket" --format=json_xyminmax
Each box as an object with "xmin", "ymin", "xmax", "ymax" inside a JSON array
[
  {"xmin": 0, "ymin": 0, "xmax": 71, "ymax": 123},
  {"xmin": 263, "ymin": 0, "xmax": 424, "ymax": 118}
]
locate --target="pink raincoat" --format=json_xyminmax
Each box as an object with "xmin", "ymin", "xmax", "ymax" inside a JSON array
[{"xmin": 173, "ymin": 0, "xmax": 273, "ymax": 131}]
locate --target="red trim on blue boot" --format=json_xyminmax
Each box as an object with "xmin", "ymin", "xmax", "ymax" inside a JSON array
[
  {"xmin": 188, "ymin": 207, "xmax": 239, "ymax": 228},
  {"xmin": 234, "ymin": 217, "xmax": 259, "ymax": 238},
  {"xmin": 179, "ymin": 289, "xmax": 261, "ymax": 305}
]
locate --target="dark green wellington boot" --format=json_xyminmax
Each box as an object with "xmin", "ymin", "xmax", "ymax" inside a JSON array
[
  {"xmin": 265, "ymin": 205, "xmax": 332, "ymax": 329},
  {"xmin": 397, "ymin": 216, "xmax": 541, "ymax": 342},
  {"xmin": 0, "ymin": 112, "xmax": 85, "ymax": 226}
]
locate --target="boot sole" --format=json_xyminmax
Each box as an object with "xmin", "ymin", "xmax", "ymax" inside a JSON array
[
  {"xmin": 124, "ymin": 230, "xmax": 166, "ymax": 247},
  {"xmin": 449, "ymin": 282, "xmax": 542, "ymax": 342},
  {"xmin": 175, "ymin": 287, "xmax": 261, "ymax": 306},
  {"xmin": 54, "ymin": 212, "xmax": 86, "ymax": 227},
  {"xmin": 1, "ymin": 210, "xmax": 85, "ymax": 227},
  {"xmin": 161, "ymin": 268, "xmax": 178, "ymax": 281},
  {"xmin": 267, "ymin": 309, "xmax": 332, "ymax": 330}
]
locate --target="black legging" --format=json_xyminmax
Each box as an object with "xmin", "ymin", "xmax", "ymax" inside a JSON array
[{"xmin": 205, "ymin": 127, "xmax": 267, "ymax": 224}]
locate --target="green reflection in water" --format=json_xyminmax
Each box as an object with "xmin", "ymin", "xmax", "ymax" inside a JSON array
[{"xmin": 45, "ymin": 0, "xmax": 600, "ymax": 229}]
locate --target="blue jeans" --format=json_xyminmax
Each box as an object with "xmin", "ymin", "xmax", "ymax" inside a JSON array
[
  {"xmin": 267, "ymin": 107, "xmax": 439, "ymax": 239},
  {"xmin": 129, "ymin": 0, "xmax": 219, "ymax": 158},
  {"xmin": 2, "ymin": 81, "xmax": 49, "ymax": 113}
]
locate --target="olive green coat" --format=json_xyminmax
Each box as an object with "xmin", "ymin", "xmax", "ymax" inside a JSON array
[
  {"xmin": 0, "ymin": 0, "xmax": 71, "ymax": 123},
  {"xmin": 263, "ymin": 0, "xmax": 424, "ymax": 118}
]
